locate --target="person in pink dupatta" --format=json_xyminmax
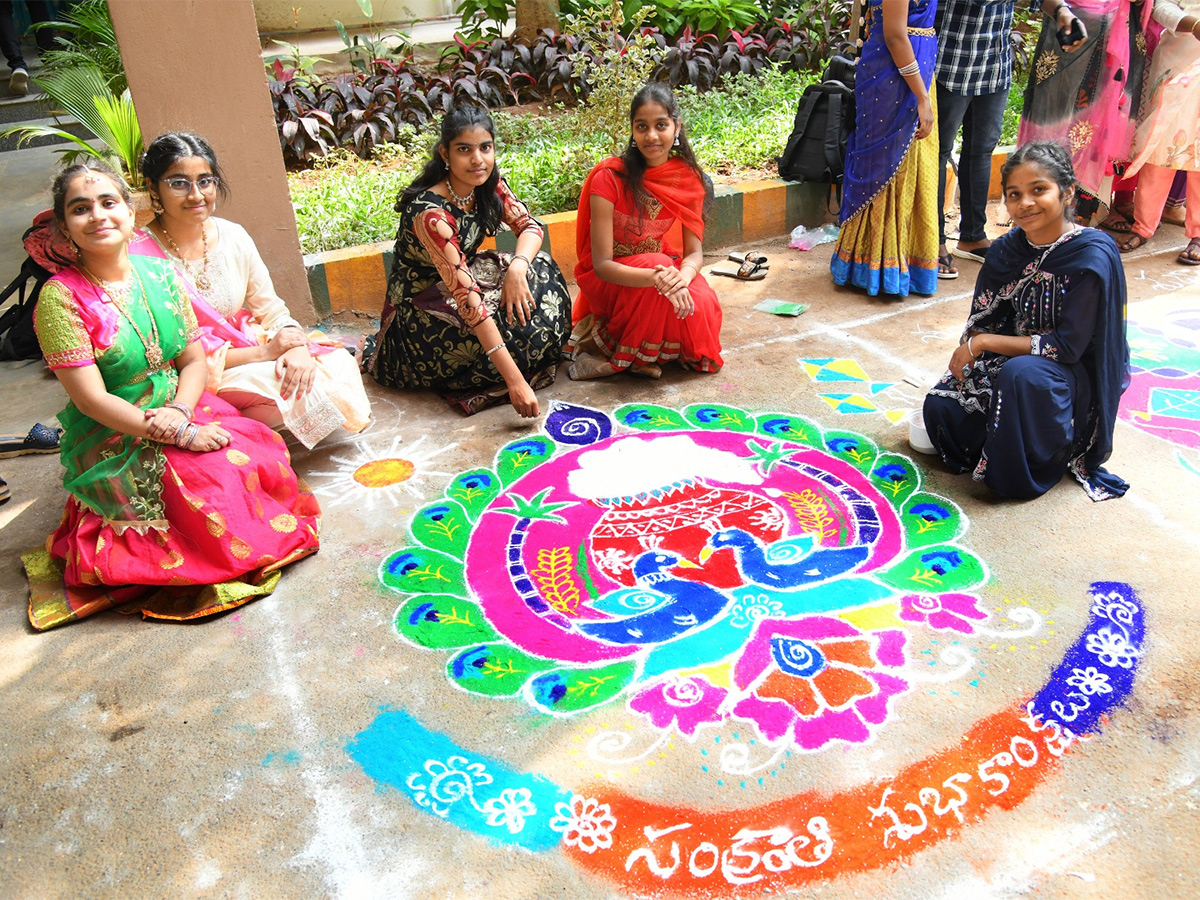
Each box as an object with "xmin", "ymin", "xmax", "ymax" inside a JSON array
[
  {"xmin": 24, "ymin": 160, "xmax": 320, "ymax": 631},
  {"xmin": 1018, "ymin": 0, "xmax": 1154, "ymax": 220},
  {"xmin": 131, "ymin": 132, "xmax": 371, "ymax": 448}
]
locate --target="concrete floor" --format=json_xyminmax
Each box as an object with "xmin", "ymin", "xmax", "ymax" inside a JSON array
[{"xmin": 1, "ymin": 198, "xmax": 1199, "ymax": 897}]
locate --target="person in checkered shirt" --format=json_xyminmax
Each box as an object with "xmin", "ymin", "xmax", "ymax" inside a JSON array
[{"xmin": 934, "ymin": 0, "xmax": 1085, "ymax": 278}]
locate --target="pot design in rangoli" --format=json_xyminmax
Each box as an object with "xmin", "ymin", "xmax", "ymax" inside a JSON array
[{"xmin": 380, "ymin": 401, "xmax": 986, "ymax": 751}]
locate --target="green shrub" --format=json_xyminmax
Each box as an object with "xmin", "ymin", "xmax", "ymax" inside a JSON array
[{"xmin": 291, "ymin": 66, "xmax": 810, "ymax": 254}]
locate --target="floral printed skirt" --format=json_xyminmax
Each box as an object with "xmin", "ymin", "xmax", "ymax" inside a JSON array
[
  {"xmin": 24, "ymin": 392, "xmax": 321, "ymax": 630},
  {"xmin": 369, "ymin": 251, "xmax": 571, "ymax": 415}
]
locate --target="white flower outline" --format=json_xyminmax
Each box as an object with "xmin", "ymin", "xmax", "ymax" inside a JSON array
[
  {"xmin": 405, "ymin": 756, "xmax": 493, "ymax": 818},
  {"xmin": 1091, "ymin": 591, "xmax": 1139, "ymax": 631},
  {"xmin": 481, "ymin": 787, "xmax": 537, "ymax": 834},
  {"xmin": 1085, "ymin": 627, "xmax": 1140, "ymax": 669},
  {"xmin": 548, "ymin": 793, "xmax": 617, "ymax": 854},
  {"xmin": 1066, "ymin": 666, "xmax": 1113, "ymax": 696}
]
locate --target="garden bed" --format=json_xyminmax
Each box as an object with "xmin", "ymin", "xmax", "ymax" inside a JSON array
[{"xmin": 289, "ymin": 67, "xmax": 813, "ymax": 255}]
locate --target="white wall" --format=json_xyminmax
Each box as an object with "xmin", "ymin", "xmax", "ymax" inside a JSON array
[{"xmin": 252, "ymin": 0, "xmax": 452, "ymax": 34}]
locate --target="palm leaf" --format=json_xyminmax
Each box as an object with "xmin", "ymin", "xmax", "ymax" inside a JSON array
[
  {"xmin": 34, "ymin": 0, "xmax": 126, "ymax": 93},
  {"xmin": 31, "ymin": 64, "xmax": 143, "ymax": 187}
]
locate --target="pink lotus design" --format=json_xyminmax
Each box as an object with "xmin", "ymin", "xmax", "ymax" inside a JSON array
[
  {"xmin": 731, "ymin": 616, "xmax": 908, "ymax": 751},
  {"xmin": 899, "ymin": 592, "xmax": 987, "ymax": 633},
  {"xmin": 629, "ymin": 675, "xmax": 728, "ymax": 738}
]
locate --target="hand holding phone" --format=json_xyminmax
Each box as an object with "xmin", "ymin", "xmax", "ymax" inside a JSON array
[{"xmin": 1057, "ymin": 18, "xmax": 1085, "ymax": 49}]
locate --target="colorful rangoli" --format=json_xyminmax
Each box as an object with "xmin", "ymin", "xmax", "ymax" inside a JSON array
[{"xmin": 350, "ymin": 402, "xmax": 1143, "ymax": 895}]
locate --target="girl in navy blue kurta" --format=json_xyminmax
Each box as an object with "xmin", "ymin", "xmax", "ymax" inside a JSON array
[{"xmin": 923, "ymin": 142, "xmax": 1130, "ymax": 501}]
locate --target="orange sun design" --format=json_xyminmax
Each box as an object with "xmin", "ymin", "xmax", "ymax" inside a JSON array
[{"xmin": 354, "ymin": 458, "xmax": 416, "ymax": 488}]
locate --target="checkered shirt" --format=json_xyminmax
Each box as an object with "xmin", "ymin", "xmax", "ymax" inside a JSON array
[{"xmin": 935, "ymin": 0, "xmax": 1016, "ymax": 96}]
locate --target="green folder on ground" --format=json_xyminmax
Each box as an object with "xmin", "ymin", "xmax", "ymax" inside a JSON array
[{"xmin": 754, "ymin": 298, "xmax": 808, "ymax": 317}]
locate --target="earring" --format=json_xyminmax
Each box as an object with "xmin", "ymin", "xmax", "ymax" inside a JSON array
[
  {"xmin": 70, "ymin": 239, "xmax": 81, "ymax": 259},
  {"xmin": 150, "ymin": 194, "xmax": 164, "ymax": 214},
  {"xmin": 673, "ymin": 134, "xmax": 680, "ymax": 147},
  {"xmin": 629, "ymin": 138, "xmax": 636, "ymax": 150}
]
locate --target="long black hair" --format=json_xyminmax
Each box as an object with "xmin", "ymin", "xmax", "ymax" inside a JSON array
[
  {"xmin": 397, "ymin": 103, "xmax": 502, "ymax": 234},
  {"xmin": 1001, "ymin": 140, "xmax": 1077, "ymax": 217},
  {"xmin": 139, "ymin": 132, "xmax": 231, "ymax": 204},
  {"xmin": 618, "ymin": 82, "xmax": 711, "ymax": 221}
]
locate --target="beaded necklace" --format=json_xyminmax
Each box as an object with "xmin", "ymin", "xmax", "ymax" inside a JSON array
[
  {"xmin": 157, "ymin": 219, "xmax": 213, "ymax": 292},
  {"xmin": 445, "ymin": 178, "xmax": 475, "ymax": 209},
  {"xmin": 81, "ymin": 263, "xmax": 164, "ymax": 369}
]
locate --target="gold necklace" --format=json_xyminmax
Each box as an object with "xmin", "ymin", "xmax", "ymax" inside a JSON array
[
  {"xmin": 158, "ymin": 219, "xmax": 212, "ymax": 292},
  {"xmin": 82, "ymin": 263, "xmax": 164, "ymax": 369},
  {"xmin": 445, "ymin": 178, "xmax": 475, "ymax": 209}
]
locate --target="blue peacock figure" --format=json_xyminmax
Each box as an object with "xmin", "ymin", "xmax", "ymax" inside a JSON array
[
  {"xmin": 704, "ymin": 527, "xmax": 869, "ymax": 589},
  {"xmin": 576, "ymin": 550, "xmax": 732, "ymax": 645}
]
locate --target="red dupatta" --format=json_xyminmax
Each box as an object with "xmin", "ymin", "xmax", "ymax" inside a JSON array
[{"xmin": 574, "ymin": 156, "xmax": 707, "ymax": 278}]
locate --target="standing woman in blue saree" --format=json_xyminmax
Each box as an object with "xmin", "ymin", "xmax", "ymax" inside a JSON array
[
  {"xmin": 921, "ymin": 142, "xmax": 1130, "ymax": 501},
  {"xmin": 831, "ymin": 0, "xmax": 939, "ymax": 297}
]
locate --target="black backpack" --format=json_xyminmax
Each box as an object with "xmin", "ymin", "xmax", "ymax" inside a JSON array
[
  {"xmin": 777, "ymin": 54, "xmax": 857, "ymax": 186},
  {"xmin": 0, "ymin": 213, "xmax": 72, "ymax": 361},
  {"xmin": 0, "ymin": 255, "xmax": 51, "ymax": 361}
]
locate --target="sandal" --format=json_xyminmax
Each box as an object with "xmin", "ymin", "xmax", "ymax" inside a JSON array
[
  {"xmin": 937, "ymin": 252, "xmax": 959, "ymax": 280},
  {"xmin": 567, "ymin": 352, "xmax": 618, "ymax": 380},
  {"xmin": 0, "ymin": 476, "xmax": 9, "ymax": 506},
  {"xmin": 1118, "ymin": 233, "xmax": 1148, "ymax": 253},
  {"xmin": 711, "ymin": 258, "xmax": 767, "ymax": 280},
  {"xmin": 728, "ymin": 250, "xmax": 769, "ymax": 269},
  {"xmin": 1178, "ymin": 238, "xmax": 1200, "ymax": 266},
  {"xmin": 0, "ymin": 423, "xmax": 62, "ymax": 459},
  {"xmin": 952, "ymin": 244, "xmax": 989, "ymax": 264},
  {"xmin": 1099, "ymin": 210, "xmax": 1133, "ymax": 233}
]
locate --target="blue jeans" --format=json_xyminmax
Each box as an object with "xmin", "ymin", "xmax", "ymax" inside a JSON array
[{"xmin": 936, "ymin": 84, "xmax": 1008, "ymax": 245}]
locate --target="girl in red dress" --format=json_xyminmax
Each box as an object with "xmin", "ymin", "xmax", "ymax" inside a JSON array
[{"xmin": 570, "ymin": 84, "xmax": 724, "ymax": 379}]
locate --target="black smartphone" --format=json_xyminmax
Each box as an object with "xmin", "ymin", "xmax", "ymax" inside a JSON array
[{"xmin": 1057, "ymin": 19, "xmax": 1085, "ymax": 48}]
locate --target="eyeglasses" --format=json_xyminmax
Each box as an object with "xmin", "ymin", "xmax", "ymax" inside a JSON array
[{"xmin": 161, "ymin": 176, "xmax": 219, "ymax": 195}]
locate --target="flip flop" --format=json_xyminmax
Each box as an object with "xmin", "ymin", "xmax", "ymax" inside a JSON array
[
  {"xmin": 711, "ymin": 259, "xmax": 767, "ymax": 280},
  {"xmin": 1178, "ymin": 238, "xmax": 1200, "ymax": 266},
  {"xmin": 952, "ymin": 244, "xmax": 989, "ymax": 263},
  {"xmin": 0, "ymin": 476, "xmax": 9, "ymax": 506},
  {"xmin": 728, "ymin": 250, "xmax": 769, "ymax": 269},
  {"xmin": 0, "ymin": 423, "xmax": 62, "ymax": 459},
  {"xmin": 937, "ymin": 252, "xmax": 959, "ymax": 280}
]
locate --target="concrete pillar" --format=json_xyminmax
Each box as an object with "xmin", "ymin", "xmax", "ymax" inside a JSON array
[{"xmin": 108, "ymin": 0, "xmax": 317, "ymax": 325}]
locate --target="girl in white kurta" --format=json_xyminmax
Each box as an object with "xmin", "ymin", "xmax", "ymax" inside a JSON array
[{"xmin": 134, "ymin": 132, "xmax": 372, "ymax": 447}]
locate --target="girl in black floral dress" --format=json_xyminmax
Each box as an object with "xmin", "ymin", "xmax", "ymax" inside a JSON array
[{"xmin": 365, "ymin": 103, "xmax": 571, "ymax": 417}]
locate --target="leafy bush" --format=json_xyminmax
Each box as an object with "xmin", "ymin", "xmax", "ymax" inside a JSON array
[
  {"xmin": 564, "ymin": 3, "xmax": 662, "ymax": 155},
  {"xmin": 34, "ymin": 0, "xmax": 127, "ymax": 93},
  {"xmin": 267, "ymin": 2, "xmax": 844, "ymax": 168},
  {"xmin": 290, "ymin": 66, "xmax": 811, "ymax": 254}
]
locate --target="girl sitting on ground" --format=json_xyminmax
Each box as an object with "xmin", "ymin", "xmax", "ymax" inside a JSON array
[
  {"xmin": 569, "ymin": 82, "xmax": 723, "ymax": 379},
  {"xmin": 26, "ymin": 160, "xmax": 320, "ymax": 631},
  {"xmin": 134, "ymin": 132, "xmax": 372, "ymax": 448},
  {"xmin": 365, "ymin": 102, "xmax": 571, "ymax": 417},
  {"xmin": 919, "ymin": 141, "xmax": 1130, "ymax": 500}
]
